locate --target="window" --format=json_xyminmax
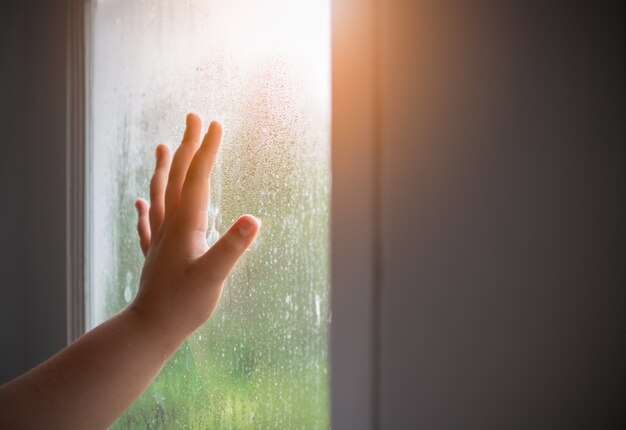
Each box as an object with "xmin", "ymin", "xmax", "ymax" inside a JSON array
[{"xmin": 87, "ymin": 0, "xmax": 330, "ymax": 427}]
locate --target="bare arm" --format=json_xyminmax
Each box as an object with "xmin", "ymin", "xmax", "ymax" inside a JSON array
[{"xmin": 0, "ymin": 113, "xmax": 260, "ymax": 429}]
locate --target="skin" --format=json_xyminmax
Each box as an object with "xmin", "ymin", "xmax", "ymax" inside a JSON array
[{"xmin": 0, "ymin": 113, "xmax": 260, "ymax": 429}]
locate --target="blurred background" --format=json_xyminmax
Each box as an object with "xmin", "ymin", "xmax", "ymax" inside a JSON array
[{"xmin": 1, "ymin": 0, "xmax": 624, "ymax": 428}]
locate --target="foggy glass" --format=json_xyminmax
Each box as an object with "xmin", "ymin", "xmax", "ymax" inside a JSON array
[{"xmin": 88, "ymin": 0, "xmax": 330, "ymax": 427}]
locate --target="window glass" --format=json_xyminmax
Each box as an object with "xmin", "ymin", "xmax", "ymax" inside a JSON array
[{"xmin": 88, "ymin": 0, "xmax": 330, "ymax": 427}]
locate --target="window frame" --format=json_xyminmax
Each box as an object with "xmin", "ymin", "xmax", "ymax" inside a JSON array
[
  {"xmin": 66, "ymin": 0, "xmax": 90, "ymax": 343},
  {"xmin": 330, "ymin": 0, "xmax": 380, "ymax": 428},
  {"xmin": 66, "ymin": 0, "xmax": 380, "ymax": 427}
]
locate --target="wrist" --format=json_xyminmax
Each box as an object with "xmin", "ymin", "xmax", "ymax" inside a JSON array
[{"xmin": 123, "ymin": 305, "xmax": 186, "ymax": 359}]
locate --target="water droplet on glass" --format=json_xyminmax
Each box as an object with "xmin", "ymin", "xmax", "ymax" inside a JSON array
[
  {"xmin": 124, "ymin": 271, "xmax": 133, "ymax": 303},
  {"xmin": 315, "ymin": 294, "xmax": 321, "ymax": 326},
  {"xmin": 206, "ymin": 226, "xmax": 220, "ymax": 247},
  {"xmin": 123, "ymin": 285, "xmax": 132, "ymax": 303}
]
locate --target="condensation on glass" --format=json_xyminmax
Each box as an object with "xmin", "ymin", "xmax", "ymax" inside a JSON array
[{"xmin": 88, "ymin": 0, "xmax": 330, "ymax": 428}]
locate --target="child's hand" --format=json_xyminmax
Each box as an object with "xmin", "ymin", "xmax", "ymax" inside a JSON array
[
  {"xmin": 0, "ymin": 113, "xmax": 260, "ymax": 429},
  {"xmin": 131, "ymin": 113, "xmax": 259, "ymax": 347}
]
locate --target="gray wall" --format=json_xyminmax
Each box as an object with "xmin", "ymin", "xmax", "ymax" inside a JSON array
[
  {"xmin": 0, "ymin": 0, "xmax": 68, "ymax": 384},
  {"xmin": 377, "ymin": 1, "xmax": 623, "ymax": 428}
]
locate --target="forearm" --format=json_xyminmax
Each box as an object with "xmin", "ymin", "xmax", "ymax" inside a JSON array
[{"xmin": 0, "ymin": 308, "xmax": 183, "ymax": 429}]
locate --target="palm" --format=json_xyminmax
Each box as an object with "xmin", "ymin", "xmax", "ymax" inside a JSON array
[{"xmin": 132, "ymin": 113, "xmax": 259, "ymax": 340}]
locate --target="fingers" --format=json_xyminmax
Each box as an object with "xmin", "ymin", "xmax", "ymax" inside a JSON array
[
  {"xmin": 165, "ymin": 113, "xmax": 202, "ymax": 218},
  {"xmin": 194, "ymin": 215, "xmax": 260, "ymax": 284},
  {"xmin": 135, "ymin": 199, "xmax": 151, "ymax": 256},
  {"xmin": 149, "ymin": 144, "xmax": 171, "ymax": 234},
  {"xmin": 178, "ymin": 121, "xmax": 222, "ymax": 231}
]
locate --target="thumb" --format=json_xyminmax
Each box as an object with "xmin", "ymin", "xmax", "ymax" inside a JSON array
[{"xmin": 195, "ymin": 214, "xmax": 260, "ymax": 283}]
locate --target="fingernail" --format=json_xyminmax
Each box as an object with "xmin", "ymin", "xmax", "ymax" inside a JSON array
[{"xmin": 239, "ymin": 219, "xmax": 254, "ymax": 237}]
